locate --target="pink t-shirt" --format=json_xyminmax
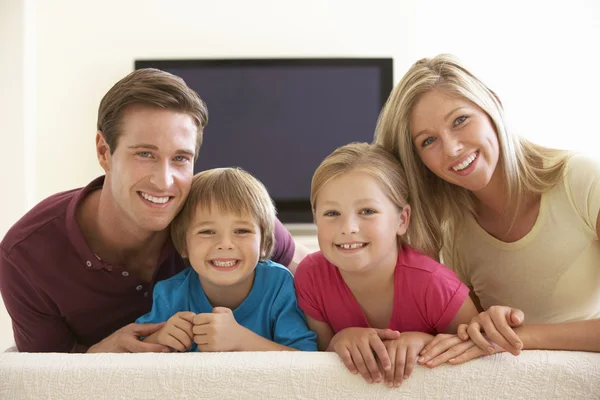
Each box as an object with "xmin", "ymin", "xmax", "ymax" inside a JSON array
[{"xmin": 294, "ymin": 245, "xmax": 469, "ymax": 334}]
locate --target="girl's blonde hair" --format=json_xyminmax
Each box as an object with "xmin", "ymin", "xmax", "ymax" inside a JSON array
[
  {"xmin": 374, "ymin": 54, "xmax": 570, "ymax": 269},
  {"xmin": 171, "ymin": 168, "xmax": 276, "ymax": 261},
  {"xmin": 311, "ymin": 142, "xmax": 414, "ymax": 247}
]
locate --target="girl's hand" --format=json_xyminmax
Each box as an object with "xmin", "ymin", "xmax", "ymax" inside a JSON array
[
  {"xmin": 382, "ymin": 332, "xmax": 434, "ymax": 388},
  {"xmin": 460, "ymin": 306, "xmax": 524, "ymax": 356},
  {"xmin": 329, "ymin": 327, "xmax": 401, "ymax": 384}
]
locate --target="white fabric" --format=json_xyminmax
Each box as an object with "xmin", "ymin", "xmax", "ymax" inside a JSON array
[{"xmin": 1, "ymin": 351, "xmax": 599, "ymax": 399}]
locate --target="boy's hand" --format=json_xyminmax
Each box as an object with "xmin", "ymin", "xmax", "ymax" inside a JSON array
[
  {"xmin": 382, "ymin": 331, "xmax": 434, "ymax": 388},
  {"xmin": 328, "ymin": 327, "xmax": 401, "ymax": 384},
  {"xmin": 193, "ymin": 307, "xmax": 246, "ymax": 352},
  {"xmin": 144, "ymin": 311, "xmax": 196, "ymax": 352}
]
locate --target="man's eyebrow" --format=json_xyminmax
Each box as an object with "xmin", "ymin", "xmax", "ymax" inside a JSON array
[{"xmin": 128, "ymin": 144, "xmax": 195, "ymax": 156}]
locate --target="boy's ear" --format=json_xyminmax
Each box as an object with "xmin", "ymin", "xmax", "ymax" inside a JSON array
[{"xmin": 396, "ymin": 204, "xmax": 411, "ymax": 236}]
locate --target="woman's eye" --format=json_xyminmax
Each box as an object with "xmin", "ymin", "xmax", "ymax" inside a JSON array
[
  {"xmin": 453, "ymin": 115, "xmax": 468, "ymax": 127},
  {"xmin": 421, "ymin": 137, "xmax": 435, "ymax": 147}
]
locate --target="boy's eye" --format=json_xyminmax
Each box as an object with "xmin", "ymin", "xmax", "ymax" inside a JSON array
[
  {"xmin": 359, "ymin": 208, "xmax": 376, "ymax": 215},
  {"xmin": 453, "ymin": 115, "xmax": 468, "ymax": 127},
  {"xmin": 323, "ymin": 210, "xmax": 339, "ymax": 217}
]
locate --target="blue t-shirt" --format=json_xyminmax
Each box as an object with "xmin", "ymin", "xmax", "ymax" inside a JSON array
[{"xmin": 136, "ymin": 260, "xmax": 317, "ymax": 351}]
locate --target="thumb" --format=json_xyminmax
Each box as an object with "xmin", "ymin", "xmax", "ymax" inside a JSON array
[
  {"xmin": 212, "ymin": 306, "xmax": 232, "ymax": 314},
  {"xmin": 508, "ymin": 308, "xmax": 525, "ymax": 326},
  {"xmin": 374, "ymin": 328, "xmax": 401, "ymax": 340},
  {"xmin": 132, "ymin": 322, "xmax": 166, "ymax": 337}
]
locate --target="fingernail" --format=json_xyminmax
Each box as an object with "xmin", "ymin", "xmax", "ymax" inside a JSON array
[
  {"xmin": 420, "ymin": 350, "xmax": 427, "ymax": 355},
  {"xmin": 384, "ymin": 365, "xmax": 391, "ymax": 371},
  {"xmin": 375, "ymin": 378, "xmax": 381, "ymax": 383},
  {"xmin": 449, "ymin": 358, "xmax": 455, "ymax": 363},
  {"xmin": 487, "ymin": 346, "xmax": 495, "ymax": 354},
  {"xmin": 516, "ymin": 342, "xmax": 523, "ymax": 350},
  {"xmin": 404, "ymin": 375, "xmax": 408, "ymax": 380}
]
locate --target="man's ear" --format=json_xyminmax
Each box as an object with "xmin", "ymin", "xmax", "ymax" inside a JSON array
[
  {"xmin": 396, "ymin": 204, "xmax": 411, "ymax": 236},
  {"xmin": 96, "ymin": 131, "xmax": 111, "ymax": 172}
]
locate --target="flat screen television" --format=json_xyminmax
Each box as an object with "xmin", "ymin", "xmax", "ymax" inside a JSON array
[{"xmin": 134, "ymin": 58, "xmax": 393, "ymax": 224}]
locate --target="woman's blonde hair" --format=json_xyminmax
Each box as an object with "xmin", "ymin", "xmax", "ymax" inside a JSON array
[
  {"xmin": 171, "ymin": 168, "xmax": 276, "ymax": 261},
  {"xmin": 374, "ymin": 54, "xmax": 570, "ymax": 269},
  {"xmin": 311, "ymin": 142, "xmax": 413, "ymax": 247}
]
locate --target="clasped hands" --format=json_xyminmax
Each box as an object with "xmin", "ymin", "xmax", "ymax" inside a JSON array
[
  {"xmin": 144, "ymin": 307, "xmax": 246, "ymax": 352},
  {"xmin": 329, "ymin": 306, "xmax": 525, "ymax": 387}
]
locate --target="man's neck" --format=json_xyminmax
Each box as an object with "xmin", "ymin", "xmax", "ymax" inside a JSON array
[{"xmin": 77, "ymin": 188, "xmax": 169, "ymax": 271}]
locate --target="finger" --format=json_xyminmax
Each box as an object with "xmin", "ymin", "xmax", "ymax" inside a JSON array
[
  {"xmin": 448, "ymin": 345, "xmax": 487, "ymax": 365},
  {"xmin": 384, "ymin": 345, "xmax": 396, "ymax": 386},
  {"xmin": 488, "ymin": 313, "xmax": 522, "ymax": 354},
  {"xmin": 358, "ymin": 341, "xmax": 381, "ymax": 383},
  {"xmin": 457, "ymin": 324, "xmax": 469, "ymax": 341},
  {"xmin": 370, "ymin": 335, "xmax": 392, "ymax": 372},
  {"xmin": 212, "ymin": 307, "xmax": 232, "ymax": 314},
  {"xmin": 177, "ymin": 312, "xmax": 196, "ymax": 323},
  {"xmin": 510, "ymin": 308, "xmax": 525, "ymax": 326},
  {"xmin": 374, "ymin": 328, "xmax": 401, "ymax": 341},
  {"xmin": 193, "ymin": 313, "xmax": 213, "ymax": 325},
  {"xmin": 130, "ymin": 322, "xmax": 166, "ymax": 337},
  {"xmin": 404, "ymin": 347, "xmax": 419, "ymax": 379},
  {"xmin": 465, "ymin": 321, "xmax": 495, "ymax": 354},
  {"xmin": 426, "ymin": 340, "xmax": 476, "ymax": 368},
  {"xmin": 194, "ymin": 333, "xmax": 209, "ymax": 346},
  {"xmin": 350, "ymin": 346, "xmax": 373, "ymax": 383},
  {"xmin": 420, "ymin": 333, "xmax": 451, "ymax": 355},
  {"xmin": 419, "ymin": 335, "xmax": 463, "ymax": 364},
  {"xmin": 127, "ymin": 338, "xmax": 170, "ymax": 353},
  {"xmin": 394, "ymin": 347, "xmax": 406, "ymax": 387},
  {"xmin": 336, "ymin": 347, "xmax": 358, "ymax": 375},
  {"xmin": 170, "ymin": 324, "xmax": 194, "ymax": 350}
]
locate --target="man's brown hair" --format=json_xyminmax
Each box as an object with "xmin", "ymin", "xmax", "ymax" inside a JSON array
[{"xmin": 97, "ymin": 68, "xmax": 209, "ymax": 156}]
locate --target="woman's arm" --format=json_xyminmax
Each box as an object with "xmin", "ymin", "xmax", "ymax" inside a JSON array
[{"xmin": 516, "ymin": 319, "xmax": 600, "ymax": 352}]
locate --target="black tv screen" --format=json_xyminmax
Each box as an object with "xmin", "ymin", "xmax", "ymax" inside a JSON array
[{"xmin": 134, "ymin": 58, "xmax": 393, "ymax": 223}]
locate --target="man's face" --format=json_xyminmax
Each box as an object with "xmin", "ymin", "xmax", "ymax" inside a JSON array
[{"xmin": 99, "ymin": 105, "xmax": 198, "ymax": 234}]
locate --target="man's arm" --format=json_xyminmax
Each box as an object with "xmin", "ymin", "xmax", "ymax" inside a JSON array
[
  {"xmin": 0, "ymin": 247, "xmax": 76, "ymax": 352},
  {"xmin": 271, "ymin": 219, "xmax": 312, "ymax": 274}
]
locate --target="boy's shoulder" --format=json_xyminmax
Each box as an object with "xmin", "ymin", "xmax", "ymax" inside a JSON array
[
  {"xmin": 256, "ymin": 259, "xmax": 293, "ymax": 280},
  {"xmin": 154, "ymin": 267, "xmax": 196, "ymax": 292}
]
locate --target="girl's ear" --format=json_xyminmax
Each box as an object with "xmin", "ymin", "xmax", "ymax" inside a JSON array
[{"xmin": 396, "ymin": 204, "xmax": 411, "ymax": 236}]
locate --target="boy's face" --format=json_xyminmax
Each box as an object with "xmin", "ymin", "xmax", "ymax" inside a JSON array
[{"xmin": 184, "ymin": 204, "xmax": 262, "ymax": 289}]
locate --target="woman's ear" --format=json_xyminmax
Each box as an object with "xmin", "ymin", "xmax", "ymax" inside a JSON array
[
  {"xmin": 96, "ymin": 131, "xmax": 111, "ymax": 172},
  {"xmin": 396, "ymin": 204, "xmax": 411, "ymax": 236}
]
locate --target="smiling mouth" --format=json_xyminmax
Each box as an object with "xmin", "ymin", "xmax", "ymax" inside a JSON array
[
  {"xmin": 138, "ymin": 191, "xmax": 172, "ymax": 205},
  {"xmin": 451, "ymin": 151, "xmax": 479, "ymax": 172},
  {"xmin": 336, "ymin": 243, "xmax": 368, "ymax": 250},
  {"xmin": 211, "ymin": 260, "xmax": 240, "ymax": 269}
]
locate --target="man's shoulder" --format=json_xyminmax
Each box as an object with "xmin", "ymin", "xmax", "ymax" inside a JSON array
[{"xmin": 1, "ymin": 187, "xmax": 82, "ymax": 254}]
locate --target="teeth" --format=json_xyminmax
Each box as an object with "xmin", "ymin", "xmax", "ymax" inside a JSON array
[
  {"xmin": 338, "ymin": 243, "xmax": 366, "ymax": 249},
  {"xmin": 141, "ymin": 192, "xmax": 169, "ymax": 204},
  {"xmin": 212, "ymin": 260, "xmax": 237, "ymax": 267},
  {"xmin": 452, "ymin": 152, "xmax": 477, "ymax": 171}
]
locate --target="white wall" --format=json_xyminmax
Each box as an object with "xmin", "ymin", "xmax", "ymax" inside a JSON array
[{"xmin": 1, "ymin": 0, "xmax": 599, "ymax": 349}]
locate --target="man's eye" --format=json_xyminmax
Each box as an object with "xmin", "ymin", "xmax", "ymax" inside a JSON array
[
  {"xmin": 453, "ymin": 115, "xmax": 468, "ymax": 127},
  {"xmin": 174, "ymin": 155, "xmax": 190, "ymax": 162},
  {"xmin": 138, "ymin": 151, "xmax": 152, "ymax": 158}
]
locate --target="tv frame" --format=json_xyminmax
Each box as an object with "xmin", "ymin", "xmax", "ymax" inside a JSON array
[{"xmin": 134, "ymin": 58, "xmax": 394, "ymax": 223}]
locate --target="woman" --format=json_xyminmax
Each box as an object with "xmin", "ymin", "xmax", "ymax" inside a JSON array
[{"xmin": 374, "ymin": 54, "xmax": 600, "ymax": 365}]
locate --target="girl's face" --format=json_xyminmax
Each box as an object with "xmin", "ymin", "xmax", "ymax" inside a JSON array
[
  {"xmin": 409, "ymin": 89, "xmax": 500, "ymax": 193},
  {"xmin": 313, "ymin": 170, "xmax": 410, "ymax": 274}
]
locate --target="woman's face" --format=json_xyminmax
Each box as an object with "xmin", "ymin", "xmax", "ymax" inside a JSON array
[{"xmin": 409, "ymin": 89, "xmax": 500, "ymax": 193}]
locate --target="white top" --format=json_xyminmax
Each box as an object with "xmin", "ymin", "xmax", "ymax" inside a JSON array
[{"xmin": 454, "ymin": 153, "xmax": 600, "ymax": 324}]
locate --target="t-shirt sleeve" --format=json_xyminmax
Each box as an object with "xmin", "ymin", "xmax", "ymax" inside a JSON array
[
  {"xmin": 293, "ymin": 255, "xmax": 327, "ymax": 322},
  {"xmin": 135, "ymin": 282, "xmax": 173, "ymax": 325},
  {"xmin": 0, "ymin": 246, "xmax": 76, "ymax": 352},
  {"xmin": 425, "ymin": 265, "xmax": 470, "ymax": 333},
  {"xmin": 270, "ymin": 218, "xmax": 295, "ymax": 268},
  {"xmin": 564, "ymin": 153, "xmax": 600, "ymax": 233},
  {"xmin": 271, "ymin": 274, "xmax": 318, "ymax": 351}
]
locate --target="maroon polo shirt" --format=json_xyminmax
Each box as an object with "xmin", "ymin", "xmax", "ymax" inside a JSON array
[{"xmin": 0, "ymin": 176, "xmax": 295, "ymax": 352}]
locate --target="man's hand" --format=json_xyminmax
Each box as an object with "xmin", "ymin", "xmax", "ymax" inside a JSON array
[
  {"xmin": 144, "ymin": 311, "xmax": 196, "ymax": 352},
  {"xmin": 193, "ymin": 307, "xmax": 246, "ymax": 352},
  {"xmin": 87, "ymin": 322, "xmax": 170, "ymax": 353},
  {"xmin": 382, "ymin": 331, "xmax": 434, "ymax": 388},
  {"xmin": 328, "ymin": 327, "xmax": 401, "ymax": 384}
]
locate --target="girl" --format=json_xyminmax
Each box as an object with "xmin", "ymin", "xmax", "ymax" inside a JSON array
[
  {"xmin": 374, "ymin": 54, "xmax": 600, "ymax": 366},
  {"xmin": 294, "ymin": 142, "xmax": 482, "ymax": 388}
]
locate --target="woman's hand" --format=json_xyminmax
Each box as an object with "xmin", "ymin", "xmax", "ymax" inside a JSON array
[
  {"xmin": 329, "ymin": 327, "xmax": 401, "ymax": 384},
  {"xmin": 459, "ymin": 306, "xmax": 524, "ymax": 356},
  {"xmin": 418, "ymin": 333, "xmax": 504, "ymax": 368}
]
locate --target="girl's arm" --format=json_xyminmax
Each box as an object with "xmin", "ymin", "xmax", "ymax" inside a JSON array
[{"xmin": 444, "ymin": 296, "xmax": 480, "ymax": 334}]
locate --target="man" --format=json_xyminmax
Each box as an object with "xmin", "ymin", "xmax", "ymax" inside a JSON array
[{"xmin": 0, "ymin": 68, "xmax": 310, "ymax": 353}]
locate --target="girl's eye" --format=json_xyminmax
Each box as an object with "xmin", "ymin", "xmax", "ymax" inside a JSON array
[
  {"xmin": 359, "ymin": 208, "xmax": 376, "ymax": 215},
  {"xmin": 198, "ymin": 230, "xmax": 214, "ymax": 235},
  {"xmin": 235, "ymin": 229, "xmax": 251, "ymax": 234},
  {"xmin": 323, "ymin": 211, "xmax": 339, "ymax": 217},
  {"xmin": 453, "ymin": 115, "xmax": 468, "ymax": 127},
  {"xmin": 421, "ymin": 137, "xmax": 435, "ymax": 147}
]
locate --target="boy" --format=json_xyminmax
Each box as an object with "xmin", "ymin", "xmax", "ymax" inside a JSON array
[{"xmin": 137, "ymin": 168, "xmax": 316, "ymax": 352}]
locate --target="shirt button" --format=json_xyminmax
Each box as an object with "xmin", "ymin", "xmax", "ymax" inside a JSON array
[
  {"xmin": 122, "ymin": 271, "xmax": 129, "ymax": 277},
  {"xmin": 86, "ymin": 261, "xmax": 92, "ymax": 267},
  {"xmin": 143, "ymin": 292, "xmax": 149, "ymax": 297},
  {"xmin": 136, "ymin": 285, "xmax": 143, "ymax": 291}
]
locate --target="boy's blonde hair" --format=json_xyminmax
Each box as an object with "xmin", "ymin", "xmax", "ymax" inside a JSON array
[
  {"xmin": 374, "ymin": 53, "xmax": 570, "ymax": 269},
  {"xmin": 171, "ymin": 168, "xmax": 276, "ymax": 261},
  {"xmin": 311, "ymin": 142, "xmax": 413, "ymax": 247}
]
